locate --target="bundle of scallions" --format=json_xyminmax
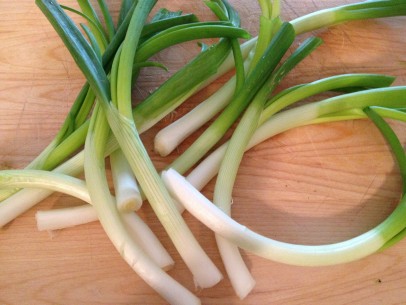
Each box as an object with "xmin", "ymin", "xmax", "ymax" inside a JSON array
[{"xmin": 0, "ymin": 0, "xmax": 405, "ymax": 304}]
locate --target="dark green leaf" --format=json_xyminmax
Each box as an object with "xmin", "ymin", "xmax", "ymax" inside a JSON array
[
  {"xmin": 36, "ymin": 0, "xmax": 110, "ymax": 105},
  {"xmin": 151, "ymin": 8, "xmax": 182, "ymax": 22}
]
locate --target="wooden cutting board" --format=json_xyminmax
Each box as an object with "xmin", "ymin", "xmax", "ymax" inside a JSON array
[{"xmin": 1, "ymin": 1, "xmax": 406, "ymax": 304}]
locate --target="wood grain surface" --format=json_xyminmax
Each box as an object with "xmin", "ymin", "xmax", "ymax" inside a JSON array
[{"xmin": 1, "ymin": 1, "xmax": 406, "ymax": 304}]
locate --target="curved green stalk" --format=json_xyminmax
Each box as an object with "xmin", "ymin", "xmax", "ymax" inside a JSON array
[
  {"xmin": 291, "ymin": 0, "xmax": 406, "ymax": 35},
  {"xmin": 364, "ymin": 109, "xmax": 406, "ymax": 248},
  {"xmin": 260, "ymin": 74, "xmax": 396, "ymax": 125},
  {"xmin": 163, "ymin": 168, "xmax": 406, "ymax": 267},
  {"xmin": 213, "ymin": 35, "xmax": 320, "ymax": 299},
  {"xmin": 364, "ymin": 107, "xmax": 406, "ymax": 193},
  {"xmin": 0, "ymin": 170, "xmax": 89, "ymax": 202},
  {"xmin": 141, "ymin": 13, "xmax": 198, "ymax": 39},
  {"xmin": 206, "ymin": 0, "xmax": 246, "ymax": 92},
  {"xmin": 134, "ymin": 22, "xmax": 250, "ymax": 62}
]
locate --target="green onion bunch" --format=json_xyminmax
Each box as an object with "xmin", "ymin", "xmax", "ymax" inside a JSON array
[{"xmin": 0, "ymin": 0, "xmax": 405, "ymax": 303}]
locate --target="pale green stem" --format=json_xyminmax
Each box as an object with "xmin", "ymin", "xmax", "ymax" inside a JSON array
[
  {"xmin": 110, "ymin": 149, "xmax": 143, "ymax": 211},
  {"xmin": 162, "ymin": 168, "xmax": 406, "ymax": 266}
]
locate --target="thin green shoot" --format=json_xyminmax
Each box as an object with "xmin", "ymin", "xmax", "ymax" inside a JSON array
[
  {"xmin": 369, "ymin": 106, "xmax": 406, "ymax": 123},
  {"xmin": 364, "ymin": 107, "xmax": 406, "ymax": 194},
  {"xmin": 77, "ymin": 0, "xmax": 109, "ymax": 48},
  {"xmin": 96, "ymin": 0, "xmax": 115, "ymax": 41},
  {"xmin": 117, "ymin": 0, "xmax": 135, "ymax": 28},
  {"xmin": 205, "ymin": 0, "xmax": 246, "ymax": 92},
  {"xmin": 81, "ymin": 23, "xmax": 103, "ymax": 60},
  {"xmin": 61, "ymin": 4, "xmax": 108, "ymax": 50}
]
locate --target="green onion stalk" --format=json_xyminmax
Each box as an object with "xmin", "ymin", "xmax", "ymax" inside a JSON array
[
  {"xmin": 162, "ymin": 86, "xmax": 406, "ymax": 268},
  {"xmin": 212, "ymin": 33, "xmax": 323, "ymax": 298},
  {"xmin": 85, "ymin": 100, "xmax": 201, "ymax": 305},
  {"xmin": 364, "ymin": 107, "xmax": 406, "ymax": 250}
]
